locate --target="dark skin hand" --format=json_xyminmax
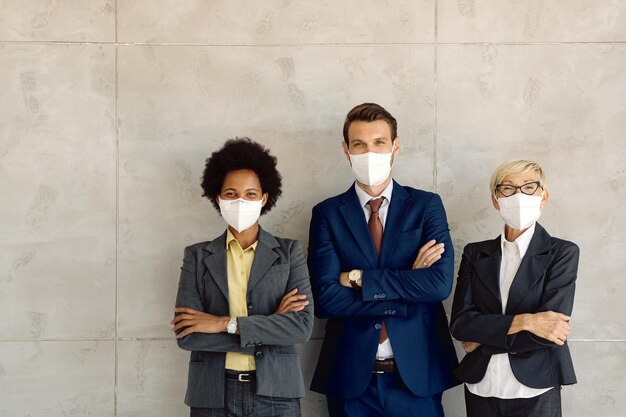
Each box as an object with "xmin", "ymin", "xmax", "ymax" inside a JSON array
[{"xmin": 171, "ymin": 289, "xmax": 308, "ymax": 338}]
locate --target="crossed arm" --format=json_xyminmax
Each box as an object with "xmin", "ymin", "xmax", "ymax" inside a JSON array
[
  {"xmin": 172, "ymin": 243, "xmax": 313, "ymax": 351},
  {"xmin": 451, "ymin": 243, "xmax": 579, "ymax": 354},
  {"xmin": 171, "ymin": 288, "xmax": 308, "ymax": 338},
  {"xmin": 309, "ymin": 194, "xmax": 454, "ymax": 319}
]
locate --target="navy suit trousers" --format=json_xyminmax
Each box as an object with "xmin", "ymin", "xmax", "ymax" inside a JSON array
[{"xmin": 327, "ymin": 372, "xmax": 444, "ymax": 417}]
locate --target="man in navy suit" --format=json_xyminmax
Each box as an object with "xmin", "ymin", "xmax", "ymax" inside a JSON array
[{"xmin": 309, "ymin": 103, "xmax": 459, "ymax": 417}]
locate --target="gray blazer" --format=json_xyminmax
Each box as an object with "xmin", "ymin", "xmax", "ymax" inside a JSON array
[{"xmin": 175, "ymin": 227, "xmax": 314, "ymax": 408}]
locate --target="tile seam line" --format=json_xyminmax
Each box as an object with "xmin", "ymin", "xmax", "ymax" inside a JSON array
[
  {"xmin": 433, "ymin": 0, "xmax": 438, "ymax": 193},
  {"xmin": 0, "ymin": 338, "xmax": 621, "ymax": 342},
  {"xmin": 1, "ymin": 40, "xmax": 626, "ymax": 46},
  {"xmin": 114, "ymin": 43, "xmax": 119, "ymax": 417}
]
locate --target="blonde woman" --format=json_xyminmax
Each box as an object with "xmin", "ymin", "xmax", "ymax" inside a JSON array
[{"xmin": 451, "ymin": 160, "xmax": 579, "ymax": 417}]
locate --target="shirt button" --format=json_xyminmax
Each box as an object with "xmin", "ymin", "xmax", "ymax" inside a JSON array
[{"xmin": 374, "ymin": 323, "xmax": 382, "ymax": 330}]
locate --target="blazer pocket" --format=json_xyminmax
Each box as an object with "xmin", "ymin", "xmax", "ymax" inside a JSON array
[
  {"xmin": 186, "ymin": 362, "xmax": 205, "ymax": 403},
  {"xmin": 397, "ymin": 228, "xmax": 422, "ymax": 242}
]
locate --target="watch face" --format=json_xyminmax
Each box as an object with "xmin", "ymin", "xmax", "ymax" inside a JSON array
[{"xmin": 227, "ymin": 320, "xmax": 237, "ymax": 334}]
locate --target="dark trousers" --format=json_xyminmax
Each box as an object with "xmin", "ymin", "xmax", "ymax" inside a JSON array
[
  {"xmin": 191, "ymin": 377, "xmax": 300, "ymax": 417},
  {"xmin": 327, "ymin": 372, "xmax": 444, "ymax": 417},
  {"xmin": 464, "ymin": 386, "xmax": 562, "ymax": 417}
]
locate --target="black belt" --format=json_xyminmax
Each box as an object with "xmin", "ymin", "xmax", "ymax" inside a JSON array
[
  {"xmin": 373, "ymin": 358, "xmax": 396, "ymax": 373},
  {"xmin": 225, "ymin": 370, "xmax": 256, "ymax": 382}
]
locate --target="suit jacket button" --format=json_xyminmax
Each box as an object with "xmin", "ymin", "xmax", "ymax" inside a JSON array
[
  {"xmin": 391, "ymin": 310, "xmax": 396, "ymax": 314},
  {"xmin": 374, "ymin": 323, "xmax": 382, "ymax": 330},
  {"xmin": 255, "ymin": 351, "xmax": 263, "ymax": 359},
  {"xmin": 380, "ymin": 294, "xmax": 386, "ymax": 299},
  {"xmin": 373, "ymin": 294, "xmax": 379, "ymax": 299}
]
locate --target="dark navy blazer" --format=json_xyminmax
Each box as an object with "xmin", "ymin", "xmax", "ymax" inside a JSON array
[
  {"xmin": 450, "ymin": 223, "xmax": 578, "ymax": 389},
  {"xmin": 308, "ymin": 181, "xmax": 459, "ymax": 398}
]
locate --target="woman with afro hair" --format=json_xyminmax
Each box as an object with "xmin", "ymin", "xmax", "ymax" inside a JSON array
[{"xmin": 171, "ymin": 138, "xmax": 313, "ymax": 417}]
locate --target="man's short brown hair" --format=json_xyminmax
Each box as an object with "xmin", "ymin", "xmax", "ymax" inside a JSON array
[{"xmin": 342, "ymin": 103, "xmax": 398, "ymax": 144}]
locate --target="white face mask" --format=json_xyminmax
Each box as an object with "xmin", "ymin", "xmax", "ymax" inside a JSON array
[
  {"xmin": 348, "ymin": 142, "xmax": 395, "ymax": 186},
  {"xmin": 218, "ymin": 197, "xmax": 263, "ymax": 233},
  {"xmin": 497, "ymin": 193, "xmax": 543, "ymax": 230}
]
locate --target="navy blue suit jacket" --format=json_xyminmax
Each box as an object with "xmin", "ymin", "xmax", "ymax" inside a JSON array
[
  {"xmin": 450, "ymin": 223, "xmax": 578, "ymax": 389},
  {"xmin": 309, "ymin": 181, "xmax": 459, "ymax": 398}
]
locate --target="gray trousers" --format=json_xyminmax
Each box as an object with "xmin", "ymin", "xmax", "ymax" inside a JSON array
[{"xmin": 190, "ymin": 376, "xmax": 300, "ymax": 417}]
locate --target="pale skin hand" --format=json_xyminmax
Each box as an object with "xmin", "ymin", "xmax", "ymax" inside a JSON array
[
  {"xmin": 461, "ymin": 341, "xmax": 481, "ymax": 353},
  {"xmin": 171, "ymin": 290, "xmax": 308, "ymax": 338},
  {"xmin": 412, "ymin": 240, "xmax": 445, "ymax": 269},
  {"xmin": 509, "ymin": 311, "xmax": 571, "ymax": 345},
  {"xmin": 457, "ymin": 311, "xmax": 571, "ymax": 352},
  {"xmin": 339, "ymin": 240, "xmax": 446, "ymax": 288}
]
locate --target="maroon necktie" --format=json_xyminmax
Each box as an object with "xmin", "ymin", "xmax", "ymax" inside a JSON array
[{"xmin": 367, "ymin": 198, "xmax": 388, "ymax": 343}]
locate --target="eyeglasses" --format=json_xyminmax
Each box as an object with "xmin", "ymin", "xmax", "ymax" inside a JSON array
[{"xmin": 495, "ymin": 181, "xmax": 542, "ymax": 197}]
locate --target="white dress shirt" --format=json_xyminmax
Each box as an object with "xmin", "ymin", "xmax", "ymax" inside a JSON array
[
  {"xmin": 466, "ymin": 222, "xmax": 553, "ymax": 399},
  {"xmin": 354, "ymin": 181, "xmax": 395, "ymax": 359}
]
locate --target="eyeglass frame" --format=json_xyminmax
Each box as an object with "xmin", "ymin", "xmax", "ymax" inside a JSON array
[{"xmin": 494, "ymin": 181, "xmax": 543, "ymax": 197}]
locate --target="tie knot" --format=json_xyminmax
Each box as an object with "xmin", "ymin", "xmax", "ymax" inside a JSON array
[{"xmin": 368, "ymin": 198, "xmax": 384, "ymax": 213}]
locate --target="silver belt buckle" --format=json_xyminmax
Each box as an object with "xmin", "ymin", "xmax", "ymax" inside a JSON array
[{"xmin": 238, "ymin": 373, "xmax": 250, "ymax": 382}]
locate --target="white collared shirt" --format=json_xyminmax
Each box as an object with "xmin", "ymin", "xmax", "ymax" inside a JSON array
[
  {"xmin": 354, "ymin": 180, "xmax": 395, "ymax": 359},
  {"xmin": 354, "ymin": 181, "xmax": 394, "ymax": 230},
  {"xmin": 466, "ymin": 223, "xmax": 553, "ymax": 399}
]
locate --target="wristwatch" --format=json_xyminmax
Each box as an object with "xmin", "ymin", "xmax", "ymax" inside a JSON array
[
  {"xmin": 226, "ymin": 316, "xmax": 238, "ymax": 334},
  {"xmin": 348, "ymin": 269, "xmax": 362, "ymax": 288}
]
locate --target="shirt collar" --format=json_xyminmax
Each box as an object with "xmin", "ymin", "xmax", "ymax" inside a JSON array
[
  {"xmin": 354, "ymin": 180, "xmax": 394, "ymax": 208},
  {"xmin": 226, "ymin": 228, "xmax": 258, "ymax": 251},
  {"xmin": 500, "ymin": 222, "xmax": 536, "ymax": 259}
]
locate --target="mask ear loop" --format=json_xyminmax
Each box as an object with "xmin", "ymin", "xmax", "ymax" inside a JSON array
[{"xmin": 389, "ymin": 140, "xmax": 397, "ymax": 170}]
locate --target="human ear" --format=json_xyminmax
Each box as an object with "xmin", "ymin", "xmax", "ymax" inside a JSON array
[
  {"xmin": 491, "ymin": 193, "xmax": 500, "ymax": 211},
  {"xmin": 540, "ymin": 190, "xmax": 549, "ymax": 209}
]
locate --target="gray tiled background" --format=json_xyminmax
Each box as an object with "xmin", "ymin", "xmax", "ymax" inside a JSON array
[{"xmin": 0, "ymin": 1, "xmax": 624, "ymax": 416}]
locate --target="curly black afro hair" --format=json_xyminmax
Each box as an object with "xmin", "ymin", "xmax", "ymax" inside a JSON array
[{"xmin": 201, "ymin": 138, "xmax": 282, "ymax": 215}]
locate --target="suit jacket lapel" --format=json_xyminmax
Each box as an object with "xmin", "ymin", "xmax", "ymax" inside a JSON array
[
  {"xmin": 506, "ymin": 223, "xmax": 552, "ymax": 313},
  {"xmin": 202, "ymin": 232, "xmax": 229, "ymax": 301},
  {"xmin": 474, "ymin": 237, "xmax": 503, "ymax": 304},
  {"xmin": 339, "ymin": 185, "xmax": 378, "ymax": 268},
  {"xmin": 247, "ymin": 227, "xmax": 280, "ymax": 295},
  {"xmin": 380, "ymin": 181, "xmax": 411, "ymax": 266}
]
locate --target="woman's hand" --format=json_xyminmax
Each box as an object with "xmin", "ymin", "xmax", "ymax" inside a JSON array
[
  {"xmin": 275, "ymin": 288, "xmax": 309, "ymax": 314},
  {"xmin": 509, "ymin": 311, "xmax": 571, "ymax": 345},
  {"xmin": 171, "ymin": 308, "xmax": 229, "ymax": 338},
  {"xmin": 412, "ymin": 240, "xmax": 445, "ymax": 269},
  {"xmin": 460, "ymin": 341, "xmax": 481, "ymax": 353}
]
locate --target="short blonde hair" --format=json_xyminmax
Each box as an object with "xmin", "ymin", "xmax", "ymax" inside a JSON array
[{"xmin": 490, "ymin": 159, "xmax": 547, "ymax": 195}]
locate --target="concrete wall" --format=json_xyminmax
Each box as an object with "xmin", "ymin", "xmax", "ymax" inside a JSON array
[{"xmin": 1, "ymin": 1, "xmax": 624, "ymax": 416}]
